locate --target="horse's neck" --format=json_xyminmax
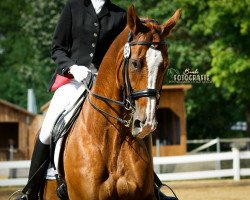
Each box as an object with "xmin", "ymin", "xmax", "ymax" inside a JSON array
[
  {"xmin": 94, "ymin": 27, "xmax": 129, "ymax": 96},
  {"xmin": 83, "ymin": 28, "xmax": 129, "ymax": 134}
]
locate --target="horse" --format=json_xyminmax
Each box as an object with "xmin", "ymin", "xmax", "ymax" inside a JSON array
[{"xmin": 43, "ymin": 5, "xmax": 180, "ymax": 200}]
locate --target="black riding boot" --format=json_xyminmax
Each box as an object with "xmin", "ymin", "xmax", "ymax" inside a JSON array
[{"xmin": 15, "ymin": 137, "xmax": 50, "ymax": 200}]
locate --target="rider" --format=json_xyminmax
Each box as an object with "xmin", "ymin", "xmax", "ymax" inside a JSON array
[{"xmin": 16, "ymin": 0, "xmax": 171, "ymax": 199}]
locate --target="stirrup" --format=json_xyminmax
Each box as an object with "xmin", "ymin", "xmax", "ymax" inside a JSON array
[
  {"xmin": 155, "ymin": 183, "xmax": 178, "ymax": 200},
  {"xmin": 154, "ymin": 172, "xmax": 178, "ymax": 200}
]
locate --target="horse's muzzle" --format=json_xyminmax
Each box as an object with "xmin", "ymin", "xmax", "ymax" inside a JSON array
[{"xmin": 132, "ymin": 118, "xmax": 157, "ymax": 139}]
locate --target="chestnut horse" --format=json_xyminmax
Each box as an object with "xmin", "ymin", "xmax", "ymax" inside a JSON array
[{"xmin": 43, "ymin": 5, "xmax": 180, "ymax": 200}]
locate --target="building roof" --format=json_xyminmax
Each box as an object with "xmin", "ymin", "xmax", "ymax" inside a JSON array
[{"xmin": 0, "ymin": 99, "xmax": 35, "ymax": 117}]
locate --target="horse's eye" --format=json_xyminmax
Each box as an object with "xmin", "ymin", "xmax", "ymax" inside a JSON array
[{"xmin": 130, "ymin": 59, "xmax": 141, "ymax": 69}]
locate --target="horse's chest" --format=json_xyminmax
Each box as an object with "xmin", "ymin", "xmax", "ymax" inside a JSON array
[{"xmin": 65, "ymin": 127, "xmax": 153, "ymax": 199}]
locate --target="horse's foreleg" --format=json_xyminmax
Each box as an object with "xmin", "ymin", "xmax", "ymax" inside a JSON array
[
  {"xmin": 144, "ymin": 135, "xmax": 153, "ymax": 163},
  {"xmin": 42, "ymin": 180, "xmax": 60, "ymax": 200}
]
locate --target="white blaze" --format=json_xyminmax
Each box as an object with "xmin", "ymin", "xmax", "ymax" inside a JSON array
[{"xmin": 145, "ymin": 48, "xmax": 163, "ymax": 125}]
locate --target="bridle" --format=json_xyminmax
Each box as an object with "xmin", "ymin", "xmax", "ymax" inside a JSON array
[
  {"xmin": 122, "ymin": 31, "xmax": 166, "ymax": 109},
  {"xmin": 85, "ymin": 30, "xmax": 166, "ymax": 126}
]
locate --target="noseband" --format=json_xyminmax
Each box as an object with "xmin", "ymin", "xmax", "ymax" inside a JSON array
[{"xmin": 85, "ymin": 30, "xmax": 166, "ymax": 126}]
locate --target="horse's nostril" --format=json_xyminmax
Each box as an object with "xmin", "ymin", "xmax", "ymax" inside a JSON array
[{"xmin": 134, "ymin": 119, "xmax": 141, "ymax": 128}]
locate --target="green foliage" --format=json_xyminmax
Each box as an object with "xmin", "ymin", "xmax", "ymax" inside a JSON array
[
  {"xmin": 23, "ymin": 0, "xmax": 66, "ymax": 60},
  {"xmin": 186, "ymin": 84, "xmax": 246, "ymax": 139},
  {"xmin": 0, "ymin": 0, "xmax": 67, "ymax": 109},
  {"xmin": 0, "ymin": 0, "xmax": 35, "ymax": 107},
  {"xmin": 203, "ymin": 0, "xmax": 250, "ymax": 103},
  {"xmin": 209, "ymin": 41, "xmax": 250, "ymax": 100},
  {"xmin": 158, "ymin": 0, "xmax": 249, "ymax": 138},
  {"xmin": 0, "ymin": 0, "xmax": 26, "ymax": 34},
  {"xmin": 181, "ymin": 0, "xmax": 250, "ymax": 137}
]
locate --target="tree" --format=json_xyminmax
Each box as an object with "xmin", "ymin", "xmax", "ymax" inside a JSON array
[
  {"xmin": 179, "ymin": 0, "xmax": 250, "ymax": 136},
  {"xmin": 0, "ymin": 0, "xmax": 36, "ymax": 107},
  {"xmin": 203, "ymin": 0, "xmax": 250, "ymax": 137},
  {"xmin": 0, "ymin": 0, "xmax": 67, "ymax": 109}
]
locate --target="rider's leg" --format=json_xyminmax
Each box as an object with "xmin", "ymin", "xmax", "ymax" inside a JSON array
[
  {"xmin": 15, "ymin": 81, "xmax": 83, "ymax": 200},
  {"xmin": 22, "ymin": 137, "xmax": 50, "ymax": 199}
]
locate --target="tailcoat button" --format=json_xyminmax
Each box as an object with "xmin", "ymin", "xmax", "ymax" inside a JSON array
[
  {"xmin": 94, "ymin": 22, "xmax": 98, "ymax": 27},
  {"xmin": 92, "ymin": 43, "xmax": 95, "ymax": 47},
  {"xmin": 90, "ymin": 53, "xmax": 93, "ymax": 57},
  {"xmin": 94, "ymin": 33, "xmax": 97, "ymax": 37}
]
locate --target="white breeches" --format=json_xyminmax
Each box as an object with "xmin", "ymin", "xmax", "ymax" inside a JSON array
[{"xmin": 39, "ymin": 80, "xmax": 85, "ymax": 144}]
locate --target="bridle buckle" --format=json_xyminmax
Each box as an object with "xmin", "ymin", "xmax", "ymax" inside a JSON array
[{"xmin": 124, "ymin": 99, "xmax": 135, "ymax": 111}]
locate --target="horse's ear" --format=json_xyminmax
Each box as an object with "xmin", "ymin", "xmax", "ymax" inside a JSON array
[
  {"xmin": 127, "ymin": 5, "xmax": 143, "ymax": 34},
  {"xmin": 161, "ymin": 9, "xmax": 181, "ymax": 37}
]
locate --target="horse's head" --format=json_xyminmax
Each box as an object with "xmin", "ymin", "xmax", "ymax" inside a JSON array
[{"xmin": 123, "ymin": 5, "xmax": 180, "ymax": 139}]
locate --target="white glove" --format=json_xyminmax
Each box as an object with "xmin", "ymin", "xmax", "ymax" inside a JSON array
[{"xmin": 69, "ymin": 65, "xmax": 90, "ymax": 82}]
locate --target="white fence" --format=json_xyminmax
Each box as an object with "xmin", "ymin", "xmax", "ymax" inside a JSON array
[
  {"xmin": 0, "ymin": 160, "xmax": 30, "ymax": 186},
  {"xmin": 0, "ymin": 148, "xmax": 250, "ymax": 186},
  {"xmin": 187, "ymin": 137, "xmax": 250, "ymax": 153},
  {"xmin": 154, "ymin": 147, "xmax": 250, "ymax": 181}
]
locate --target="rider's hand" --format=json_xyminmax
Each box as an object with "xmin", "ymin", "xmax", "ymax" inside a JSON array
[{"xmin": 69, "ymin": 65, "xmax": 90, "ymax": 82}]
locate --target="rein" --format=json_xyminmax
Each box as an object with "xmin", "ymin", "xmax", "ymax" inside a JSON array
[{"xmin": 85, "ymin": 30, "xmax": 166, "ymax": 126}]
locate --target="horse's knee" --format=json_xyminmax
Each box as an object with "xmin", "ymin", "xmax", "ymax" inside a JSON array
[
  {"xmin": 98, "ymin": 177, "xmax": 115, "ymax": 199},
  {"xmin": 116, "ymin": 177, "xmax": 137, "ymax": 198}
]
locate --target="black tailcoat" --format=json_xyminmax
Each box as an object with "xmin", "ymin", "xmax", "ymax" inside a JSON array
[{"xmin": 48, "ymin": 0, "xmax": 126, "ymax": 91}]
